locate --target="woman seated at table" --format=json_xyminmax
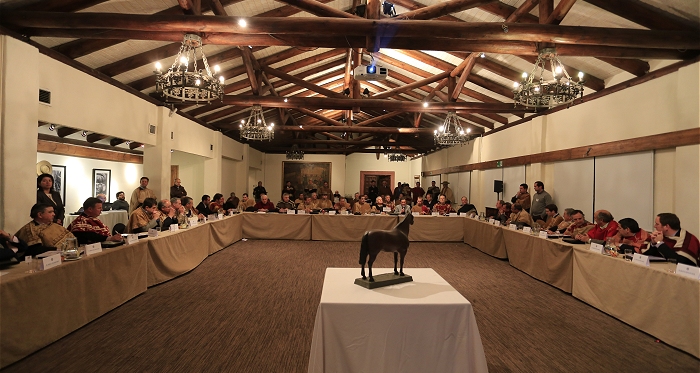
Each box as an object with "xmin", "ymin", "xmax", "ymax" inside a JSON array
[
  {"xmin": 432, "ymin": 195, "xmax": 454, "ymax": 215},
  {"xmin": 505, "ymin": 204, "xmax": 533, "ymax": 227},
  {"xmin": 370, "ymin": 197, "xmax": 388, "ymax": 214}
]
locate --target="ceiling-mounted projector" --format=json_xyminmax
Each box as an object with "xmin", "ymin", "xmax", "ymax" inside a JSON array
[{"xmin": 353, "ymin": 65, "xmax": 388, "ymax": 81}]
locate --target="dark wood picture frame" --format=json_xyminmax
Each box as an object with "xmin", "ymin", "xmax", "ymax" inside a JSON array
[
  {"xmin": 92, "ymin": 168, "xmax": 111, "ymax": 202},
  {"xmin": 52, "ymin": 165, "xmax": 66, "ymax": 206}
]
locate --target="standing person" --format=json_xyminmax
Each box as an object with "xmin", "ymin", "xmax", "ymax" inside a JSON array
[
  {"xmin": 378, "ymin": 179, "xmax": 392, "ymax": 198},
  {"xmin": 530, "ymin": 181, "xmax": 553, "ymax": 222},
  {"xmin": 427, "ymin": 181, "xmax": 440, "ymax": 202},
  {"xmin": 169, "ymin": 178, "xmax": 187, "ymax": 199},
  {"xmin": 367, "ymin": 180, "xmax": 379, "ymax": 203},
  {"xmin": 304, "ymin": 180, "xmax": 318, "ymax": 195},
  {"xmin": 283, "ymin": 181, "xmax": 295, "ymax": 199},
  {"xmin": 318, "ymin": 181, "xmax": 331, "ymax": 197},
  {"xmin": 68, "ymin": 197, "xmax": 123, "ymax": 245},
  {"xmin": 36, "ymin": 173, "xmax": 65, "ymax": 225},
  {"xmin": 253, "ymin": 181, "xmax": 267, "ymax": 202},
  {"xmin": 411, "ymin": 182, "xmax": 425, "ymax": 204},
  {"xmin": 393, "ymin": 182, "xmax": 403, "ymax": 202},
  {"xmin": 129, "ymin": 177, "xmax": 157, "ymax": 214},
  {"xmin": 112, "ymin": 191, "xmax": 130, "ymax": 211},
  {"xmin": 439, "ymin": 181, "xmax": 454, "ymax": 205},
  {"xmin": 511, "ymin": 183, "xmax": 531, "ymax": 212}
]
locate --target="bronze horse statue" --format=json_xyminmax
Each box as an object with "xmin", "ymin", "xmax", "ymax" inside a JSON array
[{"xmin": 359, "ymin": 213, "xmax": 414, "ymax": 282}]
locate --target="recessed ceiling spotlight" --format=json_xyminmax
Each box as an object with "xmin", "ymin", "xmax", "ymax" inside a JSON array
[
  {"xmin": 48, "ymin": 124, "xmax": 55, "ymax": 131},
  {"xmin": 81, "ymin": 131, "xmax": 87, "ymax": 137}
]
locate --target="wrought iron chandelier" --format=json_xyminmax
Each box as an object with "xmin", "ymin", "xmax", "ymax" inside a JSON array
[
  {"xmin": 154, "ymin": 34, "xmax": 224, "ymax": 103},
  {"xmin": 239, "ymin": 105, "xmax": 274, "ymax": 141},
  {"xmin": 388, "ymin": 153, "xmax": 407, "ymax": 162},
  {"xmin": 434, "ymin": 112, "xmax": 471, "ymax": 146},
  {"xmin": 513, "ymin": 47, "xmax": 585, "ymax": 108},
  {"xmin": 286, "ymin": 144, "xmax": 304, "ymax": 160}
]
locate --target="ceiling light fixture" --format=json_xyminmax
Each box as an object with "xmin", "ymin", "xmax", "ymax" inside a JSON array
[
  {"xmin": 286, "ymin": 144, "xmax": 304, "ymax": 160},
  {"xmin": 434, "ymin": 112, "xmax": 471, "ymax": 146},
  {"xmin": 239, "ymin": 105, "xmax": 274, "ymax": 141},
  {"xmin": 154, "ymin": 34, "xmax": 224, "ymax": 103},
  {"xmin": 513, "ymin": 47, "xmax": 585, "ymax": 108}
]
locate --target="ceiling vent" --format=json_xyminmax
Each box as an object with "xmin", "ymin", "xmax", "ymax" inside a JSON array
[{"xmin": 39, "ymin": 89, "xmax": 51, "ymax": 105}]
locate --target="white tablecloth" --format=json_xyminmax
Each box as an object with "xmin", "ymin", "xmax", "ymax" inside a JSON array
[
  {"xmin": 63, "ymin": 210, "xmax": 128, "ymax": 230},
  {"xmin": 308, "ymin": 268, "xmax": 488, "ymax": 373}
]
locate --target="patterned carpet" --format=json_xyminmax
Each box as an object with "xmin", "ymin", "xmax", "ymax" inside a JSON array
[{"xmin": 4, "ymin": 240, "xmax": 699, "ymax": 372}]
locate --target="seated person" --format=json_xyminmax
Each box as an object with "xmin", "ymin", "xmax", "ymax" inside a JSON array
[
  {"xmin": 549, "ymin": 208, "xmax": 574, "ymax": 233},
  {"xmin": 457, "ymin": 196, "xmax": 477, "ymax": 215},
  {"xmin": 223, "ymin": 192, "xmax": 239, "ymax": 210},
  {"xmin": 648, "ymin": 213, "xmax": 699, "ymax": 266},
  {"xmin": 254, "ymin": 194, "xmax": 275, "ymax": 212},
  {"xmin": 578, "ymin": 210, "xmax": 619, "ymax": 242},
  {"xmin": 127, "ymin": 198, "xmax": 161, "ymax": 233},
  {"xmin": 541, "ymin": 204, "xmax": 564, "ymax": 231},
  {"xmin": 157, "ymin": 199, "xmax": 178, "ymax": 231},
  {"xmin": 182, "ymin": 197, "xmax": 205, "ymax": 220},
  {"xmin": 393, "ymin": 198, "xmax": 411, "ymax": 214},
  {"xmin": 334, "ymin": 197, "xmax": 351, "ymax": 212},
  {"xmin": 370, "ymin": 197, "xmax": 387, "ymax": 214},
  {"xmin": 294, "ymin": 193, "xmax": 306, "ymax": 208},
  {"xmin": 196, "ymin": 195, "xmax": 212, "ymax": 216},
  {"xmin": 423, "ymin": 193, "xmax": 436, "ymax": 211},
  {"xmin": 353, "ymin": 195, "xmax": 371, "ymax": 215},
  {"xmin": 237, "ymin": 193, "xmax": 257, "ymax": 212},
  {"xmin": 209, "ymin": 193, "xmax": 225, "ymax": 213},
  {"xmin": 432, "ymin": 195, "xmax": 455, "ymax": 215},
  {"xmin": 170, "ymin": 197, "xmax": 188, "ymax": 226},
  {"xmin": 112, "ymin": 191, "xmax": 130, "ymax": 211},
  {"xmin": 318, "ymin": 193, "xmax": 334, "ymax": 210},
  {"xmin": 276, "ymin": 193, "xmax": 295, "ymax": 213},
  {"xmin": 15, "ymin": 203, "xmax": 75, "ymax": 256},
  {"xmin": 566, "ymin": 210, "xmax": 594, "ymax": 239},
  {"xmin": 612, "ymin": 218, "xmax": 649, "ymax": 253},
  {"xmin": 68, "ymin": 197, "xmax": 124, "ymax": 245},
  {"xmin": 350, "ymin": 192, "xmax": 361, "ymax": 209},
  {"xmin": 505, "ymin": 203, "xmax": 533, "ymax": 226},
  {"xmin": 412, "ymin": 197, "xmax": 428, "ymax": 215},
  {"xmin": 96, "ymin": 193, "xmax": 112, "ymax": 211},
  {"xmin": 297, "ymin": 196, "xmax": 315, "ymax": 213},
  {"xmin": 496, "ymin": 202, "xmax": 512, "ymax": 225},
  {"xmin": 309, "ymin": 192, "xmax": 320, "ymax": 209},
  {"xmin": 333, "ymin": 190, "xmax": 342, "ymax": 203},
  {"xmin": 384, "ymin": 194, "xmax": 395, "ymax": 210}
]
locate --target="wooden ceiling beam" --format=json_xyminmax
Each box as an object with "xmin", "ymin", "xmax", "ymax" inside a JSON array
[
  {"xmin": 86, "ymin": 133, "xmax": 108, "ymax": 143},
  {"xmin": 295, "ymin": 108, "xmax": 346, "ymax": 126},
  {"xmin": 545, "ymin": 0, "xmax": 577, "ymax": 25},
  {"xmin": 583, "ymin": 0, "xmax": 699, "ymax": 31},
  {"xmin": 539, "ymin": 0, "xmax": 553, "ymax": 24},
  {"xmin": 56, "ymin": 127, "xmax": 79, "ymax": 137},
  {"xmin": 452, "ymin": 54, "xmax": 477, "ymax": 101},
  {"xmin": 505, "ymin": 0, "xmax": 539, "ymax": 23},
  {"xmin": 262, "ymin": 65, "xmax": 346, "ymax": 98},
  {"xmin": 236, "ymin": 125, "xmax": 436, "ymax": 134},
  {"xmin": 9, "ymin": 13, "xmax": 699, "ymax": 50},
  {"xmin": 273, "ymin": 0, "xmax": 360, "ymax": 18},
  {"xmin": 6, "ymin": 0, "xmax": 108, "ymax": 12},
  {"xmin": 392, "ymin": 0, "xmax": 497, "ymax": 20},
  {"xmin": 110, "ymin": 138, "xmax": 126, "ymax": 147},
  {"xmin": 372, "ymin": 71, "xmax": 449, "ymax": 99}
]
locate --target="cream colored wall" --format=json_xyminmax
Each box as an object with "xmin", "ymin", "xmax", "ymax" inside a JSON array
[
  {"xmin": 37, "ymin": 54, "xmax": 158, "ymax": 145},
  {"xmin": 1, "ymin": 36, "xmax": 39, "ymax": 232},
  {"xmin": 345, "ymin": 153, "xmax": 413, "ymax": 196},
  {"xmin": 36, "ymin": 152, "xmax": 143, "ymax": 213},
  {"xmin": 263, "ymin": 154, "xmax": 346, "ymax": 201},
  {"xmin": 423, "ymin": 62, "xmax": 700, "ymax": 234},
  {"xmin": 170, "ymin": 150, "xmax": 206, "ymax": 201}
]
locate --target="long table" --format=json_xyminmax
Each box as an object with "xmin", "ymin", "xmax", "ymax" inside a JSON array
[{"xmin": 463, "ymin": 218, "xmax": 507, "ymax": 258}]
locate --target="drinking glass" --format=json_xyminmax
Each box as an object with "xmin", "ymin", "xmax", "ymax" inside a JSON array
[
  {"xmin": 25, "ymin": 256, "xmax": 36, "ymax": 273},
  {"xmin": 624, "ymin": 249, "xmax": 633, "ymax": 261}
]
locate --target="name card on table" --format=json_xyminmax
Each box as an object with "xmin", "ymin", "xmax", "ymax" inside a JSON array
[
  {"xmin": 494, "ymin": 220, "xmax": 501, "ymax": 226},
  {"xmin": 40, "ymin": 254, "xmax": 62, "ymax": 270},
  {"xmin": 148, "ymin": 228, "xmax": 159, "ymax": 237},
  {"xmin": 412, "ymin": 212, "xmax": 420, "ymax": 216},
  {"xmin": 632, "ymin": 253, "xmax": 650, "ymax": 267},
  {"xmin": 488, "ymin": 218, "xmax": 495, "ymax": 224},
  {"xmin": 589, "ymin": 242, "xmax": 605, "ymax": 254},
  {"xmin": 675, "ymin": 263, "xmax": 700, "ymax": 280},
  {"xmin": 218, "ymin": 214, "xmax": 224, "ymax": 220},
  {"xmin": 125, "ymin": 234, "xmax": 139, "ymax": 244},
  {"xmin": 432, "ymin": 212, "xmax": 439, "ymax": 216},
  {"xmin": 298, "ymin": 210, "xmax": 306, "ymax": 214},
  {"xmin": 257, "ymin": 211, "xmax": 266, "ymax": 214},
  {"xmin": 169, "ymin": 224, "xmax": 179, "ymax": 232},
  {"xmin": 383, "ymin": 207, "xmax": 391, "ymax": 213},
  {"xmin": 509, "ymin": 224, "xmax": 517, "ymax": 230},
  {"xmin": 341, "ymin": 211, "xmax": 349, "ymax": 215},
  {"xmin": 328, "ymin": 211, "xmax": 336, "ymax": 215},
  {"xmin": 287, "ymin": 209, "xmax": 295, "ymax": 214},
  {"xmin": 522, "ymin": 227, "xmax": 531, "ymax": 234},
  {"xmin": 84, "ymin": 243, "xmax": 102, "ymax": 255},
  {"xmin": 539, "ymin": 230, "xmax": 548, "ymax": 239},
  {"xmin": 188, "ymin": 218, "xmax": 198, "ymax": 227},
  {"xmin": 208, "ymin": 214, "xmax": 218, "ymax": 220}
]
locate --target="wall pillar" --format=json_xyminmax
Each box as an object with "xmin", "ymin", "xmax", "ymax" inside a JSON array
[
  {"xmin": 0, "ymin": 36, "xmax": 39, "ymax": 232},
  {"xmin": 203, "ymin": 131, "xmax": 223, "ymax": 194},
  {"xmin": 142, "ymin": 107, "xmax": 171, "ymax": 200}
]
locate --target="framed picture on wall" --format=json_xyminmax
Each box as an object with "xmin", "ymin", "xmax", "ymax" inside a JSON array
[
  {"xmin": 283, "ymin": 162, "xmax": 332, "ymax": 198},
  {"xmin": 92, "ymin": 169, "xmax": 111, "ymax": 201},
  {"xmin": 52, "ymin": 165, "xmax": 66, "ymax": 206}
]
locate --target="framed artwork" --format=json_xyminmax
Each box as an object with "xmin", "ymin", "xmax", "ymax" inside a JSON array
[
  {"xmin": 283, "ymin": 162, "xmax": 332, "ymax": 197},
  {"xmin": 92, "ymin": 169, "xmax": 111, "ymax": 201},
  {"xmin": 52, "ymin": 165, "xmax": 66, "ymax": 205}
]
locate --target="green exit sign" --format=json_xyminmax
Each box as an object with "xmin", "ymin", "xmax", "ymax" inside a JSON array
[{"xmin": 496, "ymin": 161, "xmax": 503, "ymax": 168}]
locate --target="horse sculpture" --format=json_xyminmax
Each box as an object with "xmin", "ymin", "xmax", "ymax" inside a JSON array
[{"xmin": 359, "ymin": 213, "xmax": 414, "ymax": 282}]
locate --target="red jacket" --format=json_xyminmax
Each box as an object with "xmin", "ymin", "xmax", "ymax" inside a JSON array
[{"xmin": 587, "ymin": 220, "xmax": 620, "ymax": 241}]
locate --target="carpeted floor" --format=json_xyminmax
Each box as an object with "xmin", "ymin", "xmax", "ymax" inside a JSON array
[{"xmin": 5, "ymin": 241, "xmax": 699, "ymax": 372}]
